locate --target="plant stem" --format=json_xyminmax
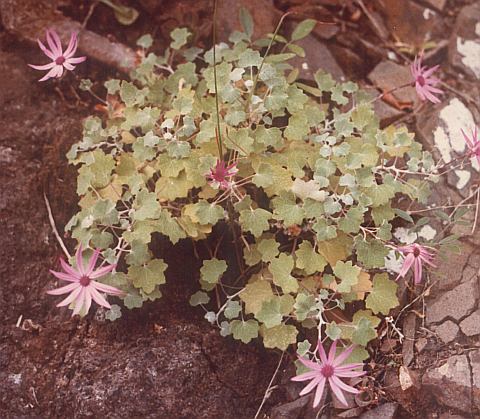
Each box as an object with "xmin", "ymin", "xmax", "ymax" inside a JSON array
[{"xmin": 212, "ymin": 0, "xmax": 223, "ymax": 159}]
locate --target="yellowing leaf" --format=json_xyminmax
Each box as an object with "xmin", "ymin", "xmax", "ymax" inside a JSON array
[
  {"xmin": 262, "ymin": 324, "xmax": 298, "ymax": 350},
  {"xmin": 365, "ymin": 273, "xmax": 399, "ymax": 315},
  {"xmin": 240, "ymin": 277, "xmax": 274, "ymax": 315}
]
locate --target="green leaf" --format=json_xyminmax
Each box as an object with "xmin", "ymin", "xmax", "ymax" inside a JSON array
[
  {"xmin": 170, "ymin": 27, "xmax": 191, "ymax": 50},
  {"xmin": 238, "ymin": 49, "xmax": 262, "ymax": 68},
  {"xmin": 365, "ymin": 273, "xmax": 399, "ymax": 315},
  {"xmin": 104, "ymin": 79, "xmax": 120, "ymax": 94},
  {"xmin": 239, "ymin": 7, "xmax": 254, "ymax": 37},
  {"xmin": 352, "ymin": 318, "xmax": 377, "ymax": 346},
  {"xmin": 333, "ymin": 261, "xmax": 361, "ymax": 293},
  {"xmin": 257, "ymin": 238, "xmax": 280, "ymax": 262},
  {"xmin": 105, "ymin": 304, "xmax": 122, "ymax": 321},
  {"xmin": 394, "ymin": 208, "xmax": 414, "ymax": 224},
  {"xmin": 326, "ymin": 322, "xmax": 342, "ymax": 341},
  {"xmin": 269, "ymin": 253, "xmax": 298, "ymax": 294},
  {"xmin": 272, "ymin": 191, "xmax": 305, "ymax": 227},
  {"xmin": 263, "ymin": 324, "xmax": 298, "ymax": 350},
  {"xmin": 128, "ymin": 259, "xmax": 168, "ymax": 294},
  {"xmin": 79, "ymin": 79, "xmax": 93, "ymax": 91},
  {"xmin": 240, "ymin": 278, "xmax": 274, "ymax": 315},
  {"xmin": 239, "ymin": 208, "xmax": 271, "ymax": 237},
  {"xmin": 231, "ymin": 319, "xmax": 259, "ymax": 343},
  {"xmin": 190, "ymin": 290, "xmax": 210, "ymax": 306},
  {"xmin": 294, "ymin": 293, "xmax": 316, "ymax": 321},
  {"xmin": 284, "ymin": 113, "xmax": 309, "ymax": 141},
  {"xmin": 200, "ymin": 258, "xmax": 228, "ymax": 284},
  {"xmin": 193, "ymin": 201, "xmax": 224, "ymax": 225},
  {"xmin": 295, "ymin": 241, "xmax": 327, "ymax": 275},
  {"xmin": 224, "ymin": 300, "xmax": 242, "ymax": 319},
  {"xmin": 297, "ymin": 340, "xmax": 311, "ymax": 356},
  {"xmin": 355, "ymin": 237, "xmax": 389, "ymax": 269},
  {"xmin": 291, "ymin": 19, "xmax": 316, "ymax": 41},
  {"xmin": 133, "ymin": 190, "xmax": 160, "ymax": 221},
  {"xmin": 137, "ymin": 34, "xmax": 153, "ymax": 49},
  {"xmin": 124, "ymin": 293, "xmax": 143, "ymax": 309},
  {"xmin": 256, "ymin": 298, "xmax": 283, "ymax": 328}
]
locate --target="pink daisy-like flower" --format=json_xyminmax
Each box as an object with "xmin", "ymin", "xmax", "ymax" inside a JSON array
[
  {"xmin": 292, "ymin": 340, "xmax": 366, "ymax": 408},
  {"xmin": 47, "ymin": 245, "xmax": 123, "ymax": 316},
  {"xmin": 462, "ymin": 126, "xmax": 480, "ymax": 166},
  {"xmin": 396, "ymin": 243, "xmax": 437, "ymax": 285},
  {"xmin": 207, "ymin": 159, "xmax": 238, "ymax": 190},
  {"xmin": 410, "ymin": 55, "xmax": 443, "ymax": 104},
  {"xmin": 29, "ymin": 29, "xmax": 86, "ymax": 82}
]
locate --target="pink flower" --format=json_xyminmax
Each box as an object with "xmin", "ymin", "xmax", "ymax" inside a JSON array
[
  {"xmin": 292, "ymin": 340, "xmax": 366, "ymax": 407},
  {"xmin": 410, "ymin": 55, "xmax": 443, "ymax": 104},
  {"xmin": 462, "ymin": 126, "xmax": 480, "ymax": 166},
  {"xmin": 396, "ymin": 243, "xmax": 437, "ymax": 285},
  {"xmin": 207, "ymin": 159, "xmax": 238, "ymax": 190},
  {"xmin": 29, "ymin": 29, "xmax": 86, "ymax": 82},
  {"xmin": 48, "ymin": 245, "xmax": 123, "ymax": 316}
]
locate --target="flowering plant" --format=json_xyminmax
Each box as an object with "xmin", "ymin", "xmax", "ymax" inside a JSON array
[{"xmin": 62, "ymin": 16, "xmax": 460, "ymax": 361}]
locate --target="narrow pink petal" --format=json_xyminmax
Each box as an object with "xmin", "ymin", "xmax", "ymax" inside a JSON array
[
  {"xmin": 89, "ymin": 287, "xmax": 112, "ymax": 309},
  {"xmin": 63, "ymin": 32, "xmax": 77, "ymax": 58},
  {"xmin": 91, "ymin": 280, "xmax": 124, "ymax": 296},
  {"xmin": 299, "ymin": 377, "xmax": 321, "ymax": 396},
  {"xmin": 63, "ymin": 62, "xmax": 75, "ymax": 71},
  {"xmin": 56, "ymin": 285, "xmax": 82, "ymax": 307},
  {"xmin": 425, "ymin": 85, "xmax": 443, "ymax": 94},
  {"xmin": 55, "ymin": 65, "xmax": 64, "ymax": 78},
  {"xmin": 317, "ymin": 342, "xmax": 328, "ymax": 364},
  {"xmin": 462, "ymin": 129, "xmax": 474, "ymax": 148},
  {"xmin": 397, "ymin": 253, "xmax": 415, "ymax": 279},
  {"xmin": 76, "ymin": 245, "xmax": 85, "ymax": 275},
  {"xmin": 415, "ymin": 258, "xmax": 423, "ymax": 284},
  {"xmin": 85, "ymin": 249, "xmax": 100, "ymax": 276},
  {"xmin": 335, "ymin": 363, "xmax": 364, "ymax": 371},
  {"xmin": 60, "ymin": 257, "xmax": 81, "ymax": 279},
  {"xmin": 291, "ymin": 371, "xmax": 321, "ymax": 382},
  {"xmin": 90, "ymin": 264, "xmax": 116, "ymax": 279},
  {"xmin": 298, "ymin": 356, "xmax": 322, "ymax": 371},
  {"xmin": 334, "ymin": 370, "xmax": 367, "ymax": 378},
  {"xmin": 73, "ymin": 288, "xmax": 86, "ymax": 315},
  {"xmin": 332, "ymin": 345, "xmax": 355, "ymax": 367},
  {"xmin": 37, "ymin": 39, "xmax": 56, "ymax": 60},
  {"xmin": 46, "ymin": 282, "xmax": 80, "ymax": 296},
  {"xmin": 328, "ymin": 340, "xmax": 337, "ymax": 364},
  {"xmin": 84, "ymin": 289, "xmax": 92, "ymax": 314},
  {"xmin": 46, "ymin": 30, "xmax": 61, "ymax": 56},
  {"xmin": 66, "ymin": 56, "xmax": 86, "ymax": 64},
  {"xmin": 49, "ymin": 269, "xmax": 78, "ymax": 282},
  {"xmin": 422, "ymin": 65, "xmax": 439, "ymax": 78},
  {"xmin": 329, "ymin": 378, "xmax": 348, "ymax": 406},
  {"xmin": 28, "ymin": 62, "xmax": 56, "ymax": 71},
  {"xmin": 331, "ymin": 375, "xmax": 361, "ymax": 394},
  {"xmin": 50, "ymin": 29, "xmax": 63, "ymax": 55},
  {"xmin": 313, "ymin": 377, "xmax": 326, "ymax": 408},
  {"xmin": 415, "ymin": 85, "xmax": 427, "ymax": 101},
  {"xmin": 38, "ymin": 66, "xmax": 60, "ymax": 82},
  {"xmin": 422, "ymin": 89, "xmax": 441, "ymax": 104}
]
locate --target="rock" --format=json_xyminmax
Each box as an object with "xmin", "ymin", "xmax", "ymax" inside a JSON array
[
  {"xmin": 433, "ymin": 321, "xmax": 459, "ymax": 344},
  {"xmin": 380, "ymin": 0, "xmax": 441, "ymax": 48},
  {"xmin": 423, "ymin": 0, "xmax": 446, "ymax": 12},
  {"xmin": 427, "ymin": 242, "xmax": 474, "ymax": 292},
  {"xmin": 468, "ymin": 350, "xmax": 480, "ymax": 410},
  {"xmin": 217, "ymin": 0, "xmax": 279, "ymax": 42},
  {"xmin": 368, "ymin": 61, "xmax": 417, "ymax": 104},
  {"xmin": 270, "ymin": 396, "xmax": 309, "ymax": 419},
  {"xmin": 426, "ymin": 277, "xmax": 477, "ymax": 324},
  {"xmin": 359, "ymin": 402, "xmax": 398, "ymax": 419},
  {"xmin": 415, "ymin": 337, "xmax": 428, "ymax": 353},
  {"xmin": 291, "ymin": 34, "xmax": 345, "ymax": 82},
  {"xmin": 402, "ymin": 312, "xmax": 416, "ymax": 367},
  {"xmin": 449, "ymin": 2, "xmax": 480, "ymax": 80},
  {"xmin": 460, "ymin": 310, "xmax": 480, "ymax": 337},
  {"xmin": 422, "ymin": 355, "xmax": 471, "ymax": 412}
]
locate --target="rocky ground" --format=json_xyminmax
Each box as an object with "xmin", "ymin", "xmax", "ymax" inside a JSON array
[{"xmin": 1, "ymin": 0, "xmax": 480, "ymax": 418}]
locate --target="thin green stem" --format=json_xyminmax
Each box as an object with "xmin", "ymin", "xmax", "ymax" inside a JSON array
[
  {"xmin": 246, "ymin": 12, "xmax": 291, "ymax": 111},
  {"xmin": 212, "ymin": 0, "xmax": 223, "ymax": 159}
]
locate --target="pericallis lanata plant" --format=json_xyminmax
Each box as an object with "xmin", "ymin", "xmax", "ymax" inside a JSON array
[{"xmin": 62, "ymin": 15, "xmax": 455, "ymax": 361}]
